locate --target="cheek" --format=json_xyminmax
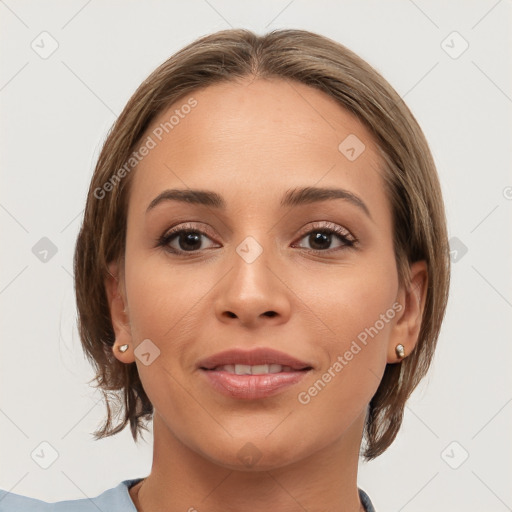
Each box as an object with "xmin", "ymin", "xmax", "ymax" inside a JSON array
[
  {"xmin": 293, "ymin": 255, "xmax": 399, "ymax": 397},
  {"xmin": 296, "ymin": 255, "xmax": 398, "ymax": 342},
  {"xmin": 123, "ymin": 251, "xmax": 215, "ymax": 342},
  {"xmin": 293, "ymin": 276, "xmax": 397, "ymax": 433}
]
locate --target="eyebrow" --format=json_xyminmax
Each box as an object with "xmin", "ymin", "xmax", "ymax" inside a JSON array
[{"xmin": 146, "ymin": 186, "xmax": 371, "ymax": 218}]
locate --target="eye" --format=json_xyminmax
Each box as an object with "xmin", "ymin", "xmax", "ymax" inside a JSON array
[
  {"xmin": 157, "ymin": 221, "xmax": 357, "ymax": 256},
  {"xmin": 157, "ymin": 223, "xmax": 219, "ymax": 255},
  {"xmin": 293, "ymin": 222, "xmax": 357, "ymax": 252}
]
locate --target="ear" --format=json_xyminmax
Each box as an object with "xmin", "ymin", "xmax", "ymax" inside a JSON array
[
  {"xmin": 387, "ymin": 260, "xmax": 428, "ymax": 363},
  {"xmin": 105, "ymin": 261, "xmax": 135, "ymax": 364}
]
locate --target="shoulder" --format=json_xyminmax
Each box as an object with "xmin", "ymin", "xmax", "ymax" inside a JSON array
[{"xmin": 0, "ymin": 478, "xmax": 144, "ymax": 512}]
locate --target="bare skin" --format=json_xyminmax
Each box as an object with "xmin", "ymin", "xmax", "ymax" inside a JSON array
[{"xmin": 106, "ymin": 77, "xmax": 427, "ymax": 512}]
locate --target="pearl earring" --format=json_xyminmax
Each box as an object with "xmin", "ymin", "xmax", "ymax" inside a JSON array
[
  {"xmin": 395, "ymin": 344, "xmax": 405, "ymax": 359},
  {"xmin": 118, "ymin": 344, "xmax": 129, "ymax": 353}
]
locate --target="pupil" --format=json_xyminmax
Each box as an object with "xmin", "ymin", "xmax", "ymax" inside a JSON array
[
  {"xmin": 180, "ymin": 232, "xmax": 201, "ymax": 251},
  {"xmin": 310, "ymin": 232, "xmax": 330, "ymax": 250}
]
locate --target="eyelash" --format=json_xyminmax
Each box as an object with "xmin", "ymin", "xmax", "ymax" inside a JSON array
[{"xmin": 156, "ymin": 221, "xmax": 358, "ymax": 256}]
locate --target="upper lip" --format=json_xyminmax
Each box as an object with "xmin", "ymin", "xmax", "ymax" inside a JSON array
[{"xmin": 197, "ymin": 348, "xmax": 312, "ymax": 370}]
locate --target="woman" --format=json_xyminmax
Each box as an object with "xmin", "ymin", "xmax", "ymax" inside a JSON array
[{"xmin": 0, "ymin": 27, "xmax": 450, "ymax": 511}]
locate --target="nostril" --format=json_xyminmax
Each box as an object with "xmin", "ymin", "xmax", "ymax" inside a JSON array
[{"xmin": 264, "ymin": 311, "xmax": 277, "ymax": 317}]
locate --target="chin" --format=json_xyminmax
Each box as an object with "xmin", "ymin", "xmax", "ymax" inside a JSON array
[{"xmin": 196, "ymin": 435, "xmax": 309, "ymax": 472}]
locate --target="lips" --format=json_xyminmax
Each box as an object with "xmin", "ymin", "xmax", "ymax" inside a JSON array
[
  {"xmin": 211, "ymin": 363, "xmax": 297, "ymax": 375},
  {"xmin": 197, "ymin": 347, "xmax": 312, "ymax": 371},
  {"xmin": 197, "ymin": 348, "xmax": 312, "ymax": 400}
]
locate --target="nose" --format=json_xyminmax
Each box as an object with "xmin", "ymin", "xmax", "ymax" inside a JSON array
[{"xmin": 214, "ymin": 241, "xmax": 291, "ymax": 328}]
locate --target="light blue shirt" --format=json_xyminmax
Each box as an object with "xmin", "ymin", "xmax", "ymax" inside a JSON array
[
  {"xmin": 0, "ymin": 479, "xmax": 375, "ymax": 511},
  {"xmin": 0, "ymin": 478, "xmax": 144, "ymax": 511}
]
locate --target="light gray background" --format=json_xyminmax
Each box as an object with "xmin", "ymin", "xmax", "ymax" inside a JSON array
[{"xmin": 1, "ymin": 1, "xmax": 511, "ymax": 511}]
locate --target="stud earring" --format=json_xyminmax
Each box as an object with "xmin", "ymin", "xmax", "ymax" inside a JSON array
[
  {"xmin": 395, "ymin": 344, "xmax": 405, "ymax": 359},
  {"xmin": 118, "ymin": 344, "xmax": 129, "ymax": 353}
]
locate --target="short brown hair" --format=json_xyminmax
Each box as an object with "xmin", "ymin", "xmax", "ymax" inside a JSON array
[{"xmin": 74, "ymin": 28, "xmax": 450, "ymax": 460}]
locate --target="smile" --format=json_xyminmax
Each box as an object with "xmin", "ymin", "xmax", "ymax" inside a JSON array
[
  {"xmin": 197, "ymin": 347, "xmax": 313, "ymax": 399},
  {"xmin": 207, "ymin": 364, "xmax": 302, "ymax": 375}
]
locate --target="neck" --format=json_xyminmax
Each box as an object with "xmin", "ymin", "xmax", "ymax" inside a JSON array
[{"xmin": 131, "ymin": 411, "xmax": 366, "ymax": 512}]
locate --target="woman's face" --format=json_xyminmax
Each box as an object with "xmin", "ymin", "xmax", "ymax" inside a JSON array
[{"xmin": 111, "ymin": 77, "xmax": 413, "ymax": 469}]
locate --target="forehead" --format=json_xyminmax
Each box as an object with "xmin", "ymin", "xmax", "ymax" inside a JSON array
[{"xmin": 128, "ymin": 77, "xmax": 386, "ymax": 216}]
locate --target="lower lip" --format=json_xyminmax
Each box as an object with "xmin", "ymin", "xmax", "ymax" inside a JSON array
[{"xmin": 200, "ymin": 369, "xmax": 310, "ymax": 399}]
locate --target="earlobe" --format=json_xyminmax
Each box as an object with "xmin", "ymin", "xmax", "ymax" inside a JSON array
[
  {"xmin": 387, "ymin": 260, "xmax": 428, "ymax": 364},
  {"xmin": 105, "ymin": 262, "xmax": 135, "ymax": 363}
]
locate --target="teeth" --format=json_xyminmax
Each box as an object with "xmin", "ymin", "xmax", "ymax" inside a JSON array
[
  {"xmin": 213, "ymin": 364, "xmax": 293, "ymax": 374},
  {"xmin": 268, "ymin": 364, "xmax": 282, "ymax": 374},
  {"xmin": 251, "ymin": 364, "xmax": 269, "ymax": 374},
  {"xmin": 235, "ymin": 364, "xmax": 252, "ymax": 375}
]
